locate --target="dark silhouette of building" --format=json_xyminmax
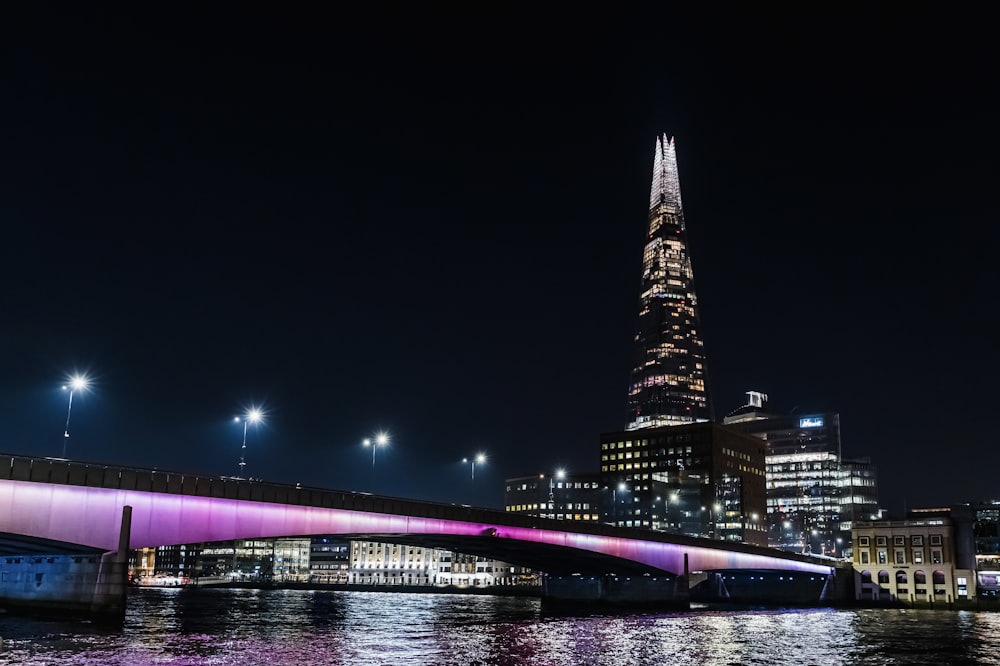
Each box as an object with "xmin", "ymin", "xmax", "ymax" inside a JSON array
[
  {"xmin": 504, "ymin": 472, "xmax": 603, "ymax": 522},
  {"xmin": 599, "ymin": 422, "xmax": 767, "ymax": 546},
  {"xmin": 626, "ymin": 135, "xmax": 712, "ymax": 430}
]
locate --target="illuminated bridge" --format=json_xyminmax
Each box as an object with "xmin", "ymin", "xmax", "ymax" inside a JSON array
[{"xmin": 0, "ymin": 454, "xmax": 849, "ymax": 614}]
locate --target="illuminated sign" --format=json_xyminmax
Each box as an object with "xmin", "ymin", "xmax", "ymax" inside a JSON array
[{"xmin": 799, "ymin": 417, "xmax": 824, "ymax": 428}]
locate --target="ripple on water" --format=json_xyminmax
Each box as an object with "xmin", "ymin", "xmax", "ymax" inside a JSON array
[{"xmin": 2, "ymin": 590, "xmax": 999, "ymax": 666}]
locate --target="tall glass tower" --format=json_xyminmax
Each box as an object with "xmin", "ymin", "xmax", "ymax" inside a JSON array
[{"xmin": 625, "ymin": 135, "xmax": 712, "ymax": 430}]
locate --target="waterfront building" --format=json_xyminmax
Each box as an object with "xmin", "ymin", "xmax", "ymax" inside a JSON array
[
  {"xmin": 504, "ymin": 472, "xmax": 603, "ymax": 522},
  {"xmin": 196, "ymin": 539, "xmax": 275, "ymax": 580},
  {"xmin": 153, "ymin": 543, "xmax": 198, "ymax": 578},
  {"xmin": 127, "ymin": 546, "xmax": 157, "ymax": 579},
  {"xmin": 916, "ymin": 501, "xmax": 1000, "ymax": 604},
  {"xmin": 724, "ymin": 391, "xmax": 880, "ymax": 556},
  {"xmin": 309, "ymin": 536, "xmax": 351, "ymax": 583},
  {"xmin": 599, "ymin": 421, "xmax": 768, "ymax": 546},
  {"xmin": 348, "ymin": 541, "xmax": 439, "ymax": 586},
  {"xmin": 272, "ymin": 537, "xmax": 311, "ymax": 582},
  {"xmin": 626, "ymin": 135, "xmax": 712, "ymax": 431},
  {"xmin": 852, "ymin": 516, "xmax": 973, "ymax": 606},
  {"xmin": 435, "ymin": 551, "xmax": 521, "ymax": 586},
  {"xmin": 957, "ymin": 500, "xmax": 1000, "ymax": 601}
]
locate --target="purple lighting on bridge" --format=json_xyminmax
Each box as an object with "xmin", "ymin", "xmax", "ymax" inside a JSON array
[{"xmin": 0, "ymin": 480, "xmax": 831, "ymax": 576}]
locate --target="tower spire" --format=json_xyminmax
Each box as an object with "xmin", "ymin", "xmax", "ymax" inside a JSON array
[{"xmin": 648, "ymin": 134, "xmax": 684, "ymax": 220}]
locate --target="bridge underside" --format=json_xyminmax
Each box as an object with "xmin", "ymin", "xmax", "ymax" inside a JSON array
[{"xmin": 0, "ymin": 532, "xmax": 105, "ymax": 556}]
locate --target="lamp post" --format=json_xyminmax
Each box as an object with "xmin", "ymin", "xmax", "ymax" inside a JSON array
[
  {"xmin": 234, "ymin": 408, "xmax": 263, "ymax": 477},
  {"xmin": 612, "ymin": 482, "xmax": 627, "ymax": 526},
  {"xmin": 463, "ymin": 453, "xmax": 486, "ymax": 480},
  {"xmin": 363, "ymin": 432, "xmax": 389, "ymax": 469},
  {"xmin": 61, "ymin": 374, "xmax": 89, "ymax": 458}
]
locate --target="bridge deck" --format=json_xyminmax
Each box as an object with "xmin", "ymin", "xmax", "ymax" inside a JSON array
[{"xmin": 0, "ymin": 453, "xmax": 842, "ymax": 577}]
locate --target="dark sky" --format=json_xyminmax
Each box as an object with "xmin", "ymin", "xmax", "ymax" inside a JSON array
[{"xmin": 1, "ymin": 6, "xmax": 996, "ymax": 515}]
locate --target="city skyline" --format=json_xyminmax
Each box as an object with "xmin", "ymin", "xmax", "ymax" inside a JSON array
[{"xmin": 0, "ymin": 7, "xmax": 997, "ymax": 514}]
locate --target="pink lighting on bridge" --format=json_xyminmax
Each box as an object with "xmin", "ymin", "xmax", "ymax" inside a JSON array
[{"xmin": 0, "ymin": 479, "xmax": 831, "ymax": 576}]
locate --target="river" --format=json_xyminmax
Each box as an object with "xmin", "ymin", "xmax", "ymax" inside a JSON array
[{"xmin": 1, "ymin": 588, "xmax": 998, "ymax": 665}]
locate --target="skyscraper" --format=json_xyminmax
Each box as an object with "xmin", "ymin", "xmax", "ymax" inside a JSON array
[
  {"xmin": 724, "ymin": 392, "xmax": 880, "ymax": 556},
  {"xmin": 626, "ymin": 135, "xmax": 712, "ymax": 430}
]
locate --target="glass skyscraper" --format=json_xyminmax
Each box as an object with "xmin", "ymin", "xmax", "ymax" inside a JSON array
[{"xmin": 626, "ymin": 135, "xmax": 712, "ymax": 430}]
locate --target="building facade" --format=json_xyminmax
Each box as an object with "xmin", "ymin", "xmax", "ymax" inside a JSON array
[
  {"xmin": 626, "ymin": 135, "xmax": 712, "ymax": 431},
  {"xmin": 504, "ymin": 472, "xmax": 603, "ymax": 522},
  {"xmin": 724, "ymin": 392, "xmax": 880, "ymax": 556},
  {"xmin": 309, "ymin": 536, "xmax": 351, "ymax": 583},
  {"xmin": 599, "ymin": 422, "xmax": 767, "ymax": 546},
  {"xmin": 272, "ymin": 538, "xmax": 311, "ymax": 582},
  {"xmin": 852, "ymin": 517, "xmax": 973, "ymax": 606},
  {"xmin": 933, "ymin": 501, "xmax": 1000, "ymax": 604},
  {"xmin": 348, "ymin": 541, "xmax": 439, "ymax": 586}
]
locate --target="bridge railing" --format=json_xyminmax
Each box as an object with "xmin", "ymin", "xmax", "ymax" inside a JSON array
[{"xmin": 1, "ymin": 452, "xmax": 514, "ymax": 525}]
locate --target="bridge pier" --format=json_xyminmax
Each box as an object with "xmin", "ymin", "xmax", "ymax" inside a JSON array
[
  {"xmin": 0, "ymin": 505, "xmax": 131, "ymax": 622},
  {"xmin": 90, "ymin": 505, "xmax": 132, "ymax": 621},
  {"xmin": 541, "ymin": 572, "xmax": 689, "ymax": 610}
]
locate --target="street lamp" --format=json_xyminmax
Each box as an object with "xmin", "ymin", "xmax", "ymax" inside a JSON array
[
  {"xmin": 235, "ymin": 408, "xmax": 263, "ymax": 477},
  {"xmin": 463, "ymin": 452, "xmax": 486, "ymax": 480},
  {"xmin": 548, "ymin": 468, "xmax": 566, "ymax": 503},
  {"xmin": 362, "ymin": 432, "xmax": 389, "ymax": 469},
  {"xmin": 61, "ymin": 374, "xmax": 89, "ymax": 458}
]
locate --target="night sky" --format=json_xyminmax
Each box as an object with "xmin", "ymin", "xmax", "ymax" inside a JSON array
[{"xmin": 1, "ymin": 7, "xmax": 996, "ymax": 515}]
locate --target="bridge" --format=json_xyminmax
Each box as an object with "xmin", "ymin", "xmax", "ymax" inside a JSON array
[{"xmin": 0, "ymin": 453, "xmax": 848, "ymax": 617}]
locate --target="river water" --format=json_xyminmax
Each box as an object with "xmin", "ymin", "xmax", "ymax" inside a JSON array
[{"xmin": 1, "ymin": 588, "xmax": 998, "ymax": 665}]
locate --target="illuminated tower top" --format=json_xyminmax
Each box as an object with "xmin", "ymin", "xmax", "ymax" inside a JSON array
[
  {"xmin": 625, "ymin": 135, "xmax": 712, "ymax": 430},
  {"xmin": 649, "ymin": 133, "xmax": 683, "ymax": 215}
]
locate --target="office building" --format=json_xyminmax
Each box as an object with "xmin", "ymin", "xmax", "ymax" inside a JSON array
[
  {"xmin": 626, "ymin": 135, "xmax": 712, "ymax": 430},
  {"xmin": 309, "ymin": 536, "xmax": 351, "ymax": 583},
  {"xmin": 348, "ymin": 541, "xmax": 439, "ymax": 586},
  {"xmin": 599, "ymin": 421, "xmax": 767, "ymax": 546},
  {"xmin": 504, "ymin": 472, "xmax": 603, "ymax": 522},
  {"xmin": 920, "ymin": 501, "xmax": 1000, "ymax": 604},
  {"xmin": 724, "ymin": 391, "xmax": 880, "ymax": 556}
]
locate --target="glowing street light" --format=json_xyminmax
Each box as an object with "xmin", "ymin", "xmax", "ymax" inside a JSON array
[
  {"xmin": 462, "ymin": 453, "xmax": 486, "ymax": 480},
  {"xmin": 61, "ymin": 374, "xmax": 89, "ymax": 458},
  {"xmin": 363, "ymin": 432, "xmax": 389, "ymax": 469},
  {"xmin": 234, "ymin": 408, "xmax": 263, "ymax": 477}
]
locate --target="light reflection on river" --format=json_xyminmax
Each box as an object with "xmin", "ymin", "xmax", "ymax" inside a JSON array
[{"xmin": 2, "ymin": 588, "xmax": 999, "ymax": 665}]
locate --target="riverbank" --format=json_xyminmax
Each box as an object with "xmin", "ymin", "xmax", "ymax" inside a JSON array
[{"xmin": 155, "ymin": 580, "xmax": 543, "ymax": 597}]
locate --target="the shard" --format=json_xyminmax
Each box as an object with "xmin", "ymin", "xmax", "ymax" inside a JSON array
[{"xmin": 625, "ymin": 135, "xmax": 712, "ymax": 430}]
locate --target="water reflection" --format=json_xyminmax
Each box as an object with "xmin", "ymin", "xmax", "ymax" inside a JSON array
[{"xmin": 1, "ymin": 590, "xmax": 999, "ymax": 665}]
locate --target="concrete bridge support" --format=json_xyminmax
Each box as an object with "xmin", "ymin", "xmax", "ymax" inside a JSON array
[
  {"xmin": 0, "ymin": 505, "xmax": 131, "ymax": 622},
  {"xmin": 91, "ymin": 504, "xmax": 132, "ymax": 621},
  {"xmin": 542, "ymin": 572, "xmax": 689, "ymax": 609}
]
